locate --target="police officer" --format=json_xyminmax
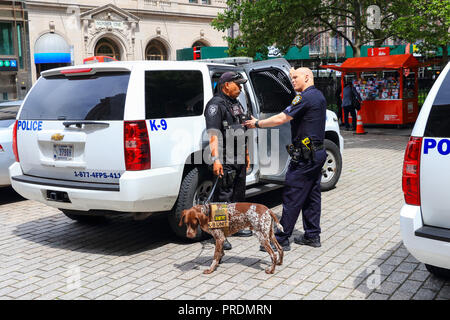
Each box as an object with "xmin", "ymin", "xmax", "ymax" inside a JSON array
[
  {"xmin": 245, "ymin": 67, "xmax": 327, "ymax": 250},
  {"xmin": 204, "ymin": 71, "xmax": 253, "ymax": 250}
]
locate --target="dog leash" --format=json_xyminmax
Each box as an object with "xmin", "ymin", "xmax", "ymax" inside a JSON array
[{"xmin": 204, "ymin": 175, "xmax": 220, "ymax": 204}]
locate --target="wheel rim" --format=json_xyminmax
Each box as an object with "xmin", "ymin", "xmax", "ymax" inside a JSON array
[
  {"xmin": 193, "ymin": 180, "xmax": 213, "ymax": 206},
  {"xmin": 321, "ymin": 149, "xmax": 337, "ymax": 184}
]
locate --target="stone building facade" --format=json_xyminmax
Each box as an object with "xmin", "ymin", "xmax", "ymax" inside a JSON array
[{"xmin": 26, "ymin": 0, "xmax": 228, "ymax": 81}]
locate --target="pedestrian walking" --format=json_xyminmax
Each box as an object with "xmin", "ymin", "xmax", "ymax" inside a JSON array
[
  {"xmin": 342, "ymin": 79, "xmax": 362, "ymax": 131},
  {"xmin": 245, "ymin": 67, "xmax": 327, "ymax": 249}
]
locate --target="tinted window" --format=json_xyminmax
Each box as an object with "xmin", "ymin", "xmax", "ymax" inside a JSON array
[
  {"xmin": 0, "ymin": 103, "xmax": 19, "ymax": 127},
  {"xmin": 145, "ymin": 70, "xmax": 203, "ymax": 119},
  {"xmin": 249, "ymin": 69, "xmax": 295, "ymax": 113},
  {"xmin": 20, "ymin": 72, "xmax": 130, "ymax": 120},
  {"xmin": 0, "ymin": 104, "xmax": 19, "ymax": 120},
  {"xmin": 424, "ymin": 70, "xmax": 450, "ymax": 137}
]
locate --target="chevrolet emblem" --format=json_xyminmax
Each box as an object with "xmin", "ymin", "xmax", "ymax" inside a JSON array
[{"xmin": 51, "ymin": 133, "xmax": 64, "ymax": 141}]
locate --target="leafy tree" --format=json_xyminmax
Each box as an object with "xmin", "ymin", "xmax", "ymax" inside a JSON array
[
  {"xmin": 212, "ymin": 0, "xmax": 405, "ymax": 58},
  {"xmin": 390, "ymin": 0, "xmax": 450, "ymax": 64}
]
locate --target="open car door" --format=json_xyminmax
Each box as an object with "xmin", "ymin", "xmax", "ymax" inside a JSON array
[{"xmin": 242, "ymin": 58, "xmax": 296, "ymax": 183}]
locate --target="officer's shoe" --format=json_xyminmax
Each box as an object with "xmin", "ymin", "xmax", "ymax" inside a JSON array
[
  {"xmin": 294, "ymin": 235, "xmax": 321, "ymax": 248},
  {"xmin": 223, "ymin": 238, "xmax": 232, "ymax": 250},
  {"xmin": 259, "ymin": 241, "xmax": 290, "ymax": 252},
  {"xmin": 233, "ymin": 229, "xmax": 253, "ymax": 237}
]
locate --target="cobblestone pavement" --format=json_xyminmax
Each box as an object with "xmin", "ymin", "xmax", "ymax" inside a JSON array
[{"xmin": 0, "ymin": 129, "xmax": 449, "ymax": 300}]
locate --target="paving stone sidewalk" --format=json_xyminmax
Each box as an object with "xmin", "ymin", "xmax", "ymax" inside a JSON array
[{"xmin": 0, "ymin": 129, "xmax": 449, "ymax": 300}]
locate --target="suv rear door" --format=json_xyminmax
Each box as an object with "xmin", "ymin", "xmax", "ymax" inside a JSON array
[
  {"xmin": 17, "ymin": 66, "xmax": 131, "ymax": 185},
  {"xmin": 242, "ymin": 58, "xmax": 296, "ymax": 182},
  {"xmin": 420, "ymin": 63, "xmax": 450, "ymax": 229}
]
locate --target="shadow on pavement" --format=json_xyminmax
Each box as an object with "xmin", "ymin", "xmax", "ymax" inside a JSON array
[
  {"xmin": 12, "ymin": 188, "xmax": 286, "ymax": 258},
  {"xmin": 13, "ymin": 211, "xmax": 182, "ymax": 255},
  {"xmin": 352, "ymin": 242, "xmax": 450, "ymax": 300},
  {"xmin": 174, "ymin": 239, "xmax": 268, "ymax": 273},
  {"xmin": 0, "ymin": 186, "xmax": 25, "ymax": 205}
]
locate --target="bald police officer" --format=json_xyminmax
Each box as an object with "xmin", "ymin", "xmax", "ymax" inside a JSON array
[{"xmin": 245, "ymin": 67, "xmax": 327, "ymax": 250}]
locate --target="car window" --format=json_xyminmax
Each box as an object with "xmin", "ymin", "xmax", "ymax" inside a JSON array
[
  {"xmin": 0, "ymin": 104, "xmax": 19, "ymax": 120},
  {"xmin": 145, "ymin": 70, "xmax": 204, "ymax": 119},
  {"xmin": 249, "ymin": 68, "xmax": 295, "ymax": 113},
  {"xmin": 210, "ymin": 71, "xmax": 249, "ymax": 113},
  {"xmin": 19, "ymin": 72, "xmax": 130, "ymax": 121},
  {"xmin": 424, "ymin": 70, "xmax": 450, "ymax": 137}
]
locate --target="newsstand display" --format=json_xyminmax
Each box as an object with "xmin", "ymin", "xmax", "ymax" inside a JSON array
[{"xmin": 322, "ymin": 54, "xmax": 419, "ymax": 125}]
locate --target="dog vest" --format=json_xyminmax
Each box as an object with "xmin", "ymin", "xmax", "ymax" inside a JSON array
[{"xmin": 207, "ymin": 203, "xmax": 230, "ymax": 229}]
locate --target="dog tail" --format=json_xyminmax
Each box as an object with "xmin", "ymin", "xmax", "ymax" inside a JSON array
[{"xmin": 268, "ymin": 209, "xmax": 284, "ymax": 233}]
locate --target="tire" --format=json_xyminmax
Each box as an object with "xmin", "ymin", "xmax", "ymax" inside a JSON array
[
  {"xmin": 320, "ymin": 139, "xmax": 342, "ymax": 191},
  {"xmin": 168, "ymin": 167, "xmax": 213, "ymax": 241},
  {"xmin": 61, "ymin": 209, "xmax": 107, "ymax": 224},
  {"xmin": 425, "ymin": 264, "xmax": 450, "ymax": 280}
]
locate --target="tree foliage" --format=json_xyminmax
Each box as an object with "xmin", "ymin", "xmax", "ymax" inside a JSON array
[
  {"xmin": 212, "ymin": 0, "xmax": 402, "ymax": 58},
  {"xmin": 390, "ymin": 0, "xmax": 450, "ymax": 63}
]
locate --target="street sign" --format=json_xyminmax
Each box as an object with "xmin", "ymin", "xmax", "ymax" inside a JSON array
[
  {"xmin": 368, "ymin": 47, "xmax": 390, "ymax": 57},
  {"xmin": 0, "ymin": 59, "xmax": 18, "ymax": 71}
]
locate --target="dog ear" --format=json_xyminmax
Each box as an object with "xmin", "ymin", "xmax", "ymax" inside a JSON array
[{"xmin": 178, "ymin": 210, "xmax": 186, "ymax": 227}]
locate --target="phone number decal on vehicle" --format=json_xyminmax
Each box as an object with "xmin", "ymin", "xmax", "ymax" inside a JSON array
[{"xmin": 74, "ymin": 171, "xmax": 121, "ymax": 179}]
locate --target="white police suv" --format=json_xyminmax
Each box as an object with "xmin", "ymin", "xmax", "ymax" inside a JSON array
[
  {"xmin": 401, "ymin": 62, "xmax": 450, "ymax": 278},
  {"xmin": 10, "ymin": 59, "xmax": 343, "ymax": 239}
]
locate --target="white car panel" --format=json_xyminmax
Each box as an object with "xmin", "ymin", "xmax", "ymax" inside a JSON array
[
  {"xmin": 400, "ymin": 61, "xmax": 450, "ymax": 273},
  {"xmin": 401, "ymin": 204, "xmax": 450, "ymax": 269}
]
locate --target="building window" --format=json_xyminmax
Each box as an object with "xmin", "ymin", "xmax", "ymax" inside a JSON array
[
  {"xmin": 145, "ymin": 40, "xmax": 168, "ymax": 60},
  {"xmin": 95, "ymin": 38, "xmax": 121, "ymax": 60},
  {"xmin": 192, "ymin": 41, "xmax": 208, "ymax": 48},
  {"xmin": 189, "ymin": 0, "xmax": 211, "ymax": 4},
  {"xmin": 0, "ymin": 23, "xmax": 14, "ymax": 55}
]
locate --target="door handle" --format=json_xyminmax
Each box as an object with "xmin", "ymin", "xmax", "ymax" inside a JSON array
[{"xmin": 63, "ymin": 121, "xmax": 110, "ymax": 128}]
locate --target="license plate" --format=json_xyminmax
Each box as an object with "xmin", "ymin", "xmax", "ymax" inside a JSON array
[{"xmin": 53, "ymin": 144, "xmax": 73, "ymax": 161}]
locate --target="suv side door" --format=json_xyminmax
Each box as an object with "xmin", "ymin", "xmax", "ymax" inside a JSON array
[{"xmin": 242, "ymin": 58, "xmax": 296, "ymax": 182}]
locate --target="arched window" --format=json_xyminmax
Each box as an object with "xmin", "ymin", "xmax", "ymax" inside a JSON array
[
  {"xmin": 145, "ymin": 40, "xmax": 168, "ymax": 60},
  {"xmin": 192, "ymin": 40, "xmax": 208, "ymax": 48},
  {"xmin": 95, "ymin": 38, "xmax": 121, "ymax": 60}
]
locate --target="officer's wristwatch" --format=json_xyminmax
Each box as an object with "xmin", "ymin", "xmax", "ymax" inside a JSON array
[
  {"xmin": 255, "ymin": 120, "xmax": 260, "ymax": 128},
  {"xmin": 211, "ymin": 155, "xmax": 219, "ymax": 162}
]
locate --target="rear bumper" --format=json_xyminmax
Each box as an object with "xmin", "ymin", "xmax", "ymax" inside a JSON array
[
  {"xmin": 9, "ymin": 162, "xmax": 181, "ymax": 212},
  {"xmin": 400, "ymin": 204, "xmax": 450, "ymax": 269}
]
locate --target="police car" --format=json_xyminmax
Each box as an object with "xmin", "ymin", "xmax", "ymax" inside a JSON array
[
  {"xmin": 401, "ymin": 62, "xmax": 450, "ymax": 278},
  {"xmin": 10, "ymin": 59, "xmax": 343, "ymax": 239}
]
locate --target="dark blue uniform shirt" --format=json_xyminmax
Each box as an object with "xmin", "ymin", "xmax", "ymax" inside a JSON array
[{"xmin": 283, "ymin": 85, "xmax": 326, "ymax": 145}]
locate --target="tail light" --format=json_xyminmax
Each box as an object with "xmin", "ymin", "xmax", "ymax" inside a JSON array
[
  {"xmin": 13, "ymin": 120, "xmax": 19, "ymax": 162},
  {"xmin": 124, "ymin": 120, "xmax": 150, "ymax": 171},
  {"xmin": 402, "ymin": 137, "xmax": 422, "ymax": 206}
]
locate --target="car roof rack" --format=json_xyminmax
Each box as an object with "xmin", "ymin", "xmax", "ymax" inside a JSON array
[{"xmin": 197, "ymin": 57, "xmax": 254, "ymax": 66}]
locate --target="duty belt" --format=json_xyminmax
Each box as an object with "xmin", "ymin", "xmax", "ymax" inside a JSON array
[{"xmin": 286, "ymin": 138, "xmax": 323, "ymax": 163}]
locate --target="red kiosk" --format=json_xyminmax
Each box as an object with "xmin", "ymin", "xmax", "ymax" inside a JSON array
[{"xmin": 322, "ymin": 54, "xmax": 419, "ymax": 125}]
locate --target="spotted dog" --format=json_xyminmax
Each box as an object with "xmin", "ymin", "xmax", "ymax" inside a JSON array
[{"xmin": 179, "ymin": 203, "xmax": 284, "ymax": 274}]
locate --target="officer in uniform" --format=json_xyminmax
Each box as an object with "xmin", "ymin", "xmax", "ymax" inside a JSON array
[
  {"xmin": 204, "ymin": 71, "xmax": 253, "ymax": 250},
  {"xmin": 245, "ymin": 67, "xmax": 327, "ymax": 250}
]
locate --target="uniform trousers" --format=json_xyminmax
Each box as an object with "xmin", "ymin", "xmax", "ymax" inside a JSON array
[
  {"xmin": 275, "ymin": 150, "xmax": 326, "ymax": 244},
  {"xmin": 213, "ymin": 163, "xmax": 246, "ymax": 203}
]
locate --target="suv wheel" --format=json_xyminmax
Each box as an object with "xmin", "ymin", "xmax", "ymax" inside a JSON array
[
  {"xmin": 321, "ymin": 139, "xmax": 342, "ymax": 191},
  {"xmin": 61, "ymin": 209, "xmax": 107, "ymax": 224},
  {"xmin": 425, "ymin": 264, "xmax": 450, "ymax": 280},
  {"xmin": 168, "ymin": 167, "xmax": 213, "ymax": 241}
]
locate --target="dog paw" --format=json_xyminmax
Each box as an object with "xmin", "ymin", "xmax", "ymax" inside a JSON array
[{"xmin": 265, "ymin": 268, "xmax": 275, "ymax": 274}]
